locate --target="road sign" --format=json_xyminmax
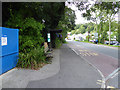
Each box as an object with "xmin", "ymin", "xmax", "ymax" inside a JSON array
[
  {"xmin": 47, "ymin": 33, "xmax": 50, "ymax": 42},
  {"xmin": 47, "ymin": 33, "xmax": 50, "ymax": 38},
  {"xmin": 48, "ymin": 38, "xmax": 50, "ymax": 42}
]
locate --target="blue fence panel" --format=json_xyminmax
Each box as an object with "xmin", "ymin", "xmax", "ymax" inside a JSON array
[
  {"xmin": 0, "ymin": 27, "xmax": 19, "ymax": 75},
  {"xmin": 0, "ymin": 27, "xmax": 2, "ymax": 75}
]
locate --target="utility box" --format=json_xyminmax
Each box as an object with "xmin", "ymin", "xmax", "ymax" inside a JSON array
[{"xmin": 0, "ymin": 27, "xmax": 19, "ymax": 75}]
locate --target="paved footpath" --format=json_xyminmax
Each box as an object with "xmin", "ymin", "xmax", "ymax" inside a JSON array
[
  {"xmin": 27, "ymin": 44, "xmax": 102, "ymax": 88},
  {"xmin": 1, "ymin": 49, "xmax": 60, "ymax": 88}
]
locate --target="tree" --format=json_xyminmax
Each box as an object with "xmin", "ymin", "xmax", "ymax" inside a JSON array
[
  {"xmin": 71, "ymin": 30, "xmax": 76, "ymax": 35},
  {"xmin": 57, "ymin": 6, "xmax": 76, "ymax": 42},
  {"xmin": 71, "ymin": 1, "xmax": 119, "ymax": 44},
  {"xmin": 2, "ymin": 2, "xmax": 67, "ymax": 69},
  {"xmin": 79, "ymin": 25, "xmax": 85, "ymax": 34}
]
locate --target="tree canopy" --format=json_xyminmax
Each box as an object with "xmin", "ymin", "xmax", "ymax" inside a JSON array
[
  {"xmin": 2, "ymin": 2, "xmax": 76, "ymax": 69},
  {"xmin": 69, "ymin": 0, "xmax": 119, "ymax": 43}
]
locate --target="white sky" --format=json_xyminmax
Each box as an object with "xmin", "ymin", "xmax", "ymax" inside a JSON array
[
  {"xmin": 66, "ymin": 1, "xmax": 95, "ymax": 24},
  {"xmin": 66, "ymin": 1, "xmax": 118, "ymax": 25},
  {"xmin": 69, "ymin": 4, "xmax": 89, "ymax": 24}
]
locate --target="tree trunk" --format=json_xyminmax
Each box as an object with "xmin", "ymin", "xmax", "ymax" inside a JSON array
[
  {"xmin": 88, "ymin": 26, "xmax": 89, "ymax": 42},
  {"xmin": 98, "ymin": 23, "xmax": 101, "ymax": 43},
  {"xmin": 96, "ymin": 20, "xmax": 98, "ymax": 33},
  {"xmin": 109, "ymin": 19, "xmax": 111, "ymax": 45},
  {"xmin": 95, "ymin": 20, "xmax": 98, "ymax": 40}
]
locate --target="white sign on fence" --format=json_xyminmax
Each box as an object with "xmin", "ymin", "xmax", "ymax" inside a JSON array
[{"xmin": 1, "ymin": 37, "xmax": 7, "ymax": 46}]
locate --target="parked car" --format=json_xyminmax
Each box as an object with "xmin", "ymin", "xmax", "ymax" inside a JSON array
[
  {"xmin": 104, "ymin": 41, "xmax": 109, "ymax": 44},
  {"xmin": 89, "ymin": 40, "xmax": 93, "ymax": 42},
  {"xmin": 67, "ymin": 37, "xmax": 71, "ymax": 40},
  {"xmin": 113, "ymin": 43, "xmax": 120, "ymax": 46},
  {"xmin": 104, "ymin": 41, "xmax": 118, "ymax": 45},
  {"xmin": 110, "ymin": 41, "xmax": 113, "ymax": 45},
  {"xmin": 110, "ymin": 41, "xmax": 118, "ymax": 45},
  {"xmin": 112, "ymin": 41, "xmax": 118, "ymax": 44}
]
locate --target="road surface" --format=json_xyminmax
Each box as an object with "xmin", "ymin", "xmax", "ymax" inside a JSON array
[
  {"xmin": 67, "ymin": 41, "xmax": 119, "ymax": 88},
  {"xmin": 27, "ymin": 41, "xmax": 119, "ymax": 88},
  {"xmin": 67, "ymin": 41, "xmax": 119, "ymax": 77},
  {"xmin": 74, "ymin": 41, "xmax": 119, "ymax": 59},
  {"xmin": 27, "ymin": 44, "xmax": 102, "ymax": 88}
]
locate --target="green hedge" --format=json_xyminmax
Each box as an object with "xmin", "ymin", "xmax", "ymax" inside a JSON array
[
  {"xmin": 55, "ymin": 37, "xmax": 62, "ymax": 48},
  {"xmin": 17, "ymin": 46, "xmax": 46, "ymax": 69},
  {"xmin": 6, "ymin": 16, "xmax": 47, "ymax": 69}
]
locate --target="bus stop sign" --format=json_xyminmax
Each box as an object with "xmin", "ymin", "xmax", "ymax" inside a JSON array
[{"xmin": 47, "ymin": 33, "xmax": 50, "ymax": 42}]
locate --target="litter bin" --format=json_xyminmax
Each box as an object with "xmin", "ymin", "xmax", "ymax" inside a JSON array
[{"xmin": 0, "ymin": 27, "xmax": 19, "ymax": 75}]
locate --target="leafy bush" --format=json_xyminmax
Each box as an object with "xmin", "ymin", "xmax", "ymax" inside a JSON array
[
  {"xmin": 86, "ymin": 35, "xmax": 90, "ymax": 41},
  {"xmin": 62, "ymin": 39, "xmax": 67, "ymax": 43},
  {"xmin": 17, "ymin": 46, "xmax": 46, "ymax": 69},
  {"xmin": 55, "ymin": 37, "xmax": 62, "ymax": 48},
  {"xmin": 6, "ymin": 15, "xmax": 47, "ymax": 69}
]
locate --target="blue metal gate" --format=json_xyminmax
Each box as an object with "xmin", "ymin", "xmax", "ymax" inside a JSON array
[{"xmin": 0, "ymin": 27, "xmax": 19, "ymax": 75}]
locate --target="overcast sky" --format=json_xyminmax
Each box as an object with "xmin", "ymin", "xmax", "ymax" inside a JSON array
[{"xmin": 68, "ymin": 4, "xmax": 89, "ymax": 24}]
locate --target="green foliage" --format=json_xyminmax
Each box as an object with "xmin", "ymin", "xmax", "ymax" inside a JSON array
[
  {"xmin": 72, "ymin": 1, "xmax": 119, "ymax": 44},
  {"xmin": 55, "ymin": 37, "xmax": 62, "ymax": 48},
  {"xmin": 17, "ymin": 46, "xmax": 46, "ymax": 69},
  {"xmin": 18, "ymin": 19, "xmax": 45, "ymax": 69},
  {"xmin": 2, "ymin": 2, "xmax": 65, "ymax": 30},
  {"xmin": 56, "ymin": 6, "xmax": 76, "ymax": 43},
  {"xmin": 71, "ymin": 30, "xmax": 76, "ymax": 35},
  {"xmin": 75, "ymin": 29, "xmax": 81, "ymax": 34},
  {"xmin": 2, "ymin": 2, "xmax": 76, "ymax": 69},
  {"xmin": 86, "ymin": 35, "xmax": 90, "ymax": 41},
  {"xmin": 5, "ymin": 11, "xmax": 46, "ymax": 69},
  {"xmin": 118, "ymin": 22, "xmax": 120, "ymax": 43},
  {"xmin": 73, "ymin": 22, "xmax": 95, "ymax": 35},
  {"xmin": 80, "ymin": 25, "xmax": 85, "ymax": 34}
]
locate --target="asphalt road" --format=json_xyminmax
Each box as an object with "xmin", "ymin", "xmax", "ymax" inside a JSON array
[
  {"xmin": 27, "ymin": 44, "xmax": 102, "ymax": 88},
  {"xmin": 74, "ymin": 41, "xmax": 119, "ymax": 59},
  {"xmin": 67, "ymin": 41, "xmax": 119, "ymax": 88},
  {"xmin": 68, "ymin": 41, "xmax": 119, "ymax": 76}
]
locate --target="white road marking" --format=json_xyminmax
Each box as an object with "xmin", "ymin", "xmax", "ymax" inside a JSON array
[
  {"xmin": 107, "ymin": 86, "xmax": 115, "ymax": 88},
  {"xmin": 97, "ymin": 82, "xmax": 102, "ymax": 85},
  {"xmin": 92, "ymin": 53, "xmax": 98, "ymax": 56},
  {"xmin": 69, "ymin": 45, "xmax": 105, "ymax": 88},
  {"xmin": 105, "ymin": 67, "xmax": 120, "ymax": 81},
  {"xmin": 97, "ymin": 80, "xmax": 105, "ymax": 83},
  {"xmin": 111, "ymin": 72, "xmax": 118, "ymax": 78},
  {"xmin": 71, "ymin": 48, "xmax": 79, "ymax": 55}
]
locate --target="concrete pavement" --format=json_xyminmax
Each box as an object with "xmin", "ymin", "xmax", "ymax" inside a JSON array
[
  {"xmin": 1, "ymin": 49, "xmax": 60, "ymax": 88},
  {"xmin": 27, "ymin": 44, "xmax": 102, "ymax": 88},
  {"xmin": 1, "ymin": 43, "xmax": 103, "ymax": 88}
]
